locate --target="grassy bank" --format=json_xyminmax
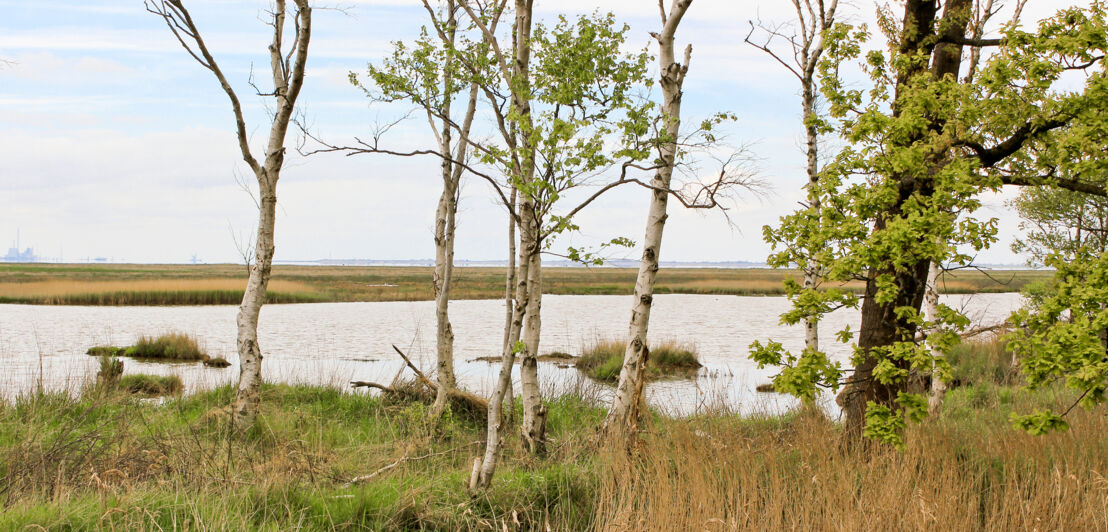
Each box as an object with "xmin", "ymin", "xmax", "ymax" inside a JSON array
[
  {"xmin": 2, "ymin": 338, "xmax": 1105, "ymax": 530},
  {"xmin": 0, "ymin": 263, "xmax": 1050, "ymax": 305}
]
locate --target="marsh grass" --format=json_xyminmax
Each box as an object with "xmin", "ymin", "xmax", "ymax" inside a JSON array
[
  {"xmin": 0, "ymin": 263, "xmax": 1048, "ymax": 305},
  {"xmin": 127, "ymin": 332, "xmax": 208, "ymax": 361},
  {"xmin": 0, "ymin": 383, "xmax": 599, "ymax": 530},
  {"xmin": 2, "ymin": 339, "xmax": 1103, "ymax": 530},
  {"xmin": 0, "ymin": 278, "xmax": 324, "ymax": 305},
  {"xmin": 118, "ymin": 374, "xmax": 184, "ymax": 396},
  {"xmin": 576, "ymin": 339, "xmax": 701, "ymax": 382}
]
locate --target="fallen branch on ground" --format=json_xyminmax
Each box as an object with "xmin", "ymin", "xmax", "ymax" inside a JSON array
[{"xmin": 349, "ymin": 345, "xmax": 490, "ymax": 419}]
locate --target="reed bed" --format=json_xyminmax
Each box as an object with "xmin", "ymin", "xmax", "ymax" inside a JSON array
[
  {"xmin": 118, "ymin": 374, "xmax": 184, "ymax": 396},
  {"xmin": 128, "ymin": 332, "xmax": 208, "ymax": 361},
  {"xmin": 0, "ymin": 264, "xmax": 1049, "ymax": 305},
  {"xmin": 0, "ymin": 278, "xmax": 324, "ymax": 305},
  {"xmin": 593, "ymin": 406, "xmax": 1108, "ymax": 531}
]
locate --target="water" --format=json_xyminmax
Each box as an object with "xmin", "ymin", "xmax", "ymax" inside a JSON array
[{"xmin": 0, "ymin": 293, "xmax": 1023, "ymax": 415}]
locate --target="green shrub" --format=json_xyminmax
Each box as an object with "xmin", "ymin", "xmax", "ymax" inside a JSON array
[{"xmin": 947, "ymin": 336, "xmax": 1015, "ymax": 386}]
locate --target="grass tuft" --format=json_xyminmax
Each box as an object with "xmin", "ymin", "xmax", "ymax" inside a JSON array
[
  {"xmin": 126, "ymin": 332, "xmax": 208, "ymax": 361},
  {"xmin": 575, "ymin": 339, "xmax": 701, "ymax": 382},
  {"xmin": 118, "ymin": 374, "xmax": 184, "ymax": 396}
]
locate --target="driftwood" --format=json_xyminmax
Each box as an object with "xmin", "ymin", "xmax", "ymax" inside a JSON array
[{"xmin": 351, "ymin": 344, "xmax": 489, "ymax": 419}]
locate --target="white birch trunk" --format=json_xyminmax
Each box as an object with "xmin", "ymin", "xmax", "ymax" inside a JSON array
[
  {"xmin": 474, "ymin": 202, "xmax": 530, "ymax": 489},
  {"xmin": 430, "ymin": 73, "xmax": 480, "ymax": 416},
  {"xmin": 603, "ymin": 0, "xmax": 692, "ymax": 433},
  {"xmin": 519, "ymin": 232, "xmax": 546, "ymax": 453},
  {"xmin": 924, "ymin": 260, "xmax": 945, "ymax": 414},
  {"xmin": 501, "ymin": 189, "xmax": 518, "ymax": 422},
  {"xmin": 430, "ymin": 166, "xmax": 458, "ymax": 415},
  {"xmin": 801, "ymin": 81, "xmax": 821, "ymax": 354},
  {"xmin": 232, "ymin": 183, "xmax": 275, "ymax": 425}
]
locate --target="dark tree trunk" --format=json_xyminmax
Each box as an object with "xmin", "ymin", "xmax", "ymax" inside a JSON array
[{"xmin": 838, "ymin": 0, "xmax": 972, "ymax": 438}]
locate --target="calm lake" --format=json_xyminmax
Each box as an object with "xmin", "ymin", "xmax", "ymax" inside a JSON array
[{"xmin": 0, "ymin": 293, "xmax": 1023, "ymax": 414}]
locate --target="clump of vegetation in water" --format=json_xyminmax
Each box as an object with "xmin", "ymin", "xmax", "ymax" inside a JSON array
[
  {"xmin": 126, "ymin": 333, "xmax": 207, "ymax": 361},
  {"xmin": 575, "ymin": 339, "xmax": 701, "ymax": 382},
  {"xmin": 117, "ymin": 374, "xmax": 184, "ymax": 396},
  {"xmin": 86, "ymin": 333, "xmax": 232, "ymax": 368},
  {"xmin": 87, "ymin": 346, "xmax": 124, "ymax": 357}
]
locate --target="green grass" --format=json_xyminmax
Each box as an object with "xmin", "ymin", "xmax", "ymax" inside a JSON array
[
  {"xmin": 0, "ymin": 345, "xmax": 1105, "ymax": 531},
  {"xmin": 575, "ymin": 339, "xmax": 702, "ymax": 382},
  {"xmin": 0, "ymin": 383, "xmax": 599, "ymax": 530},
  {"xmin": 127, "ymin": 332, "xmax": 208, "ymax": 361},
  {"xmin": 118, "ymin": 374, "xmax": 184, "ymax": 396},
  {"xmin": 86, "ymin": 346, "xmax": 124, "ymax": 357}
]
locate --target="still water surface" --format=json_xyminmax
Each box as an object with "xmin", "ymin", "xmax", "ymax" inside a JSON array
[{"xmin": 0, "ymin": 293, "xmax": 1022, "ymax": 415}]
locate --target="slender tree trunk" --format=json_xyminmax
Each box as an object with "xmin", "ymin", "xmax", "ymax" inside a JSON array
[
  {"xmin": 232, "ymin": 182, "xmax": 276, "ymax": 425},
  {"xmin": 604, "ymin": 0, "xmax": 692, "ymax": 434},
  {"xmin": 519, "ymin": 229, "xmax": 546, "ymax": 453},
  {"xmin": 430, "ymin": 73, "xmax": 479, "ymax": 416},
  {"xmin": 924, "ymin": 260, "xmax": 945, "ymax": 414},
  {"xmin": 431, "ymin": 133, "xmax": 458, "ymax": 416},
  {"xmin": 474, "ymin": 201, "xmax": 530, "ymax": 490},
  {"xmin": 501, "ymin": 189, "xmax": 518, "ymax": 423},
  {"xmin": 802, "ymin": 78, "xmax": 821, "ymax": 353}
]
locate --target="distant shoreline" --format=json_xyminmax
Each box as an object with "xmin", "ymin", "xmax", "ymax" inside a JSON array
[{"xmin": 0, "ymin": 263, "xmax": 1049, "ymax": 306}]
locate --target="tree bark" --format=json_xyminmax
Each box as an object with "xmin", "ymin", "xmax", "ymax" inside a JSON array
[
  {"xmin": 430, "ymin": 64, "xmax": 481, "ymax": 417},
  {"xmin": 519, "ymin": 227, "xmax": 546, "ymax": 453},
  {"xmin": 474, "ymin": 197, "xmax": 530, "ymax": 490},
  {"xmin": 469, "ymin": 0, "xmax": 543, "ymax": 490},
  {"xmin": 147, "ymin": 0, "xmax": 312, "ymax": 428},
  {"xmin": 836, "ymin": 0, "xmax": 970, "ymax": 438},
  {"xmin": 430, "ymin": 106, "xmax": 459, "ymax": 417},
  {"xmin": 501, "ymin": 189, "xmax": 518, "ymax": 423},
  {"xmin": 924, "ymin": 260, "xmax": 946, "ymax": 414},
  {"xmin": 603, "ymin": 0, "xmax": 692, "ymax": 434}
]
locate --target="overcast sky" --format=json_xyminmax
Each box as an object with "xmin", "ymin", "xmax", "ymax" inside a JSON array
[{"xmin": 0, "ymin": 0, "xmax": 1085, "ymax": 265}]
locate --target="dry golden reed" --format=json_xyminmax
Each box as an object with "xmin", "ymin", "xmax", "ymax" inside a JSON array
[{"xmin": 593, "ymin": 408, "xmax": 1108, "ymax": 531}]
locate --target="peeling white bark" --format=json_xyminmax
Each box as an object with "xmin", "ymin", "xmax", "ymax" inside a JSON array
[
  {"xmin": 925, "ymin": 260, "xmax": 946, "ymax": 414},
  {"xmin": 147, "ymin": 0, "xmax": 313, "ymax": 428},
  {"xmin": 604, "ymin": 0, "xmax": 692, "ymax": 433},
  {"xmin": 519, "ymin": 237, "xmax": 546, "ymax": 453}
]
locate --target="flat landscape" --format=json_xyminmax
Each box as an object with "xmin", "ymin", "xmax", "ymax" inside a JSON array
[{"xmin": 0, "ymin": 263, "xmax": 1050, "ymax": 305}]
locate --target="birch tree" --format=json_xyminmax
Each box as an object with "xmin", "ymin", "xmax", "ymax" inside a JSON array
[
  {"xmin": 146, "ymin": 0, "xmax": 312, "ymax": 428},
  {"xmin": 347, "ymin": 0, "xmax": 495, "ymax": 418},
  {"xmin": 459, "ymin": 3, "xmax": 658, "ymax": 461},
  {"xmin": 745, "ymin": 0, "xmax": 840, "ymax": 357},
  {"xmin": 602, "ymin": 0, "xmax": 694, "ymax": 435},
  {"xmin": 751, "ymin": 1, "xmax": 1108, "ymax": 445}
]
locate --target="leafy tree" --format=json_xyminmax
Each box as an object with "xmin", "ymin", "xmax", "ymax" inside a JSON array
[
  {"xmin": 751, "ymin": 1, "xmax": 1108, "ymax": 447},
  {"xmin": 1007, "ymin": 250, "xmax": 1108, "ymax": 433},
  {"xmin": 1010, "ymin": 185, "xmax": 1108, "ymax": 265}
]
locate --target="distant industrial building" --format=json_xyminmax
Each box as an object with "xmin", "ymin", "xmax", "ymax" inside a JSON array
[{"xmin": 2, "ymin": 230, "xmax": 38, "ymax": 262}]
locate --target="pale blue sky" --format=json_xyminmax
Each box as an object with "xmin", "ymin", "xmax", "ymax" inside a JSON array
[{"xmin": 0, "ymin": 0, "xmax": 1079, "ymax": 264}]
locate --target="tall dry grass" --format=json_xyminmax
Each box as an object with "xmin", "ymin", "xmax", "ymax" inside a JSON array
[
  {"xmin": 0, "ymin": 279, "xmax": 323, "ymax": 305},
  {"xmin": 594, "ymin": 408, "xmax": 1108, "ymax": 531}
]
